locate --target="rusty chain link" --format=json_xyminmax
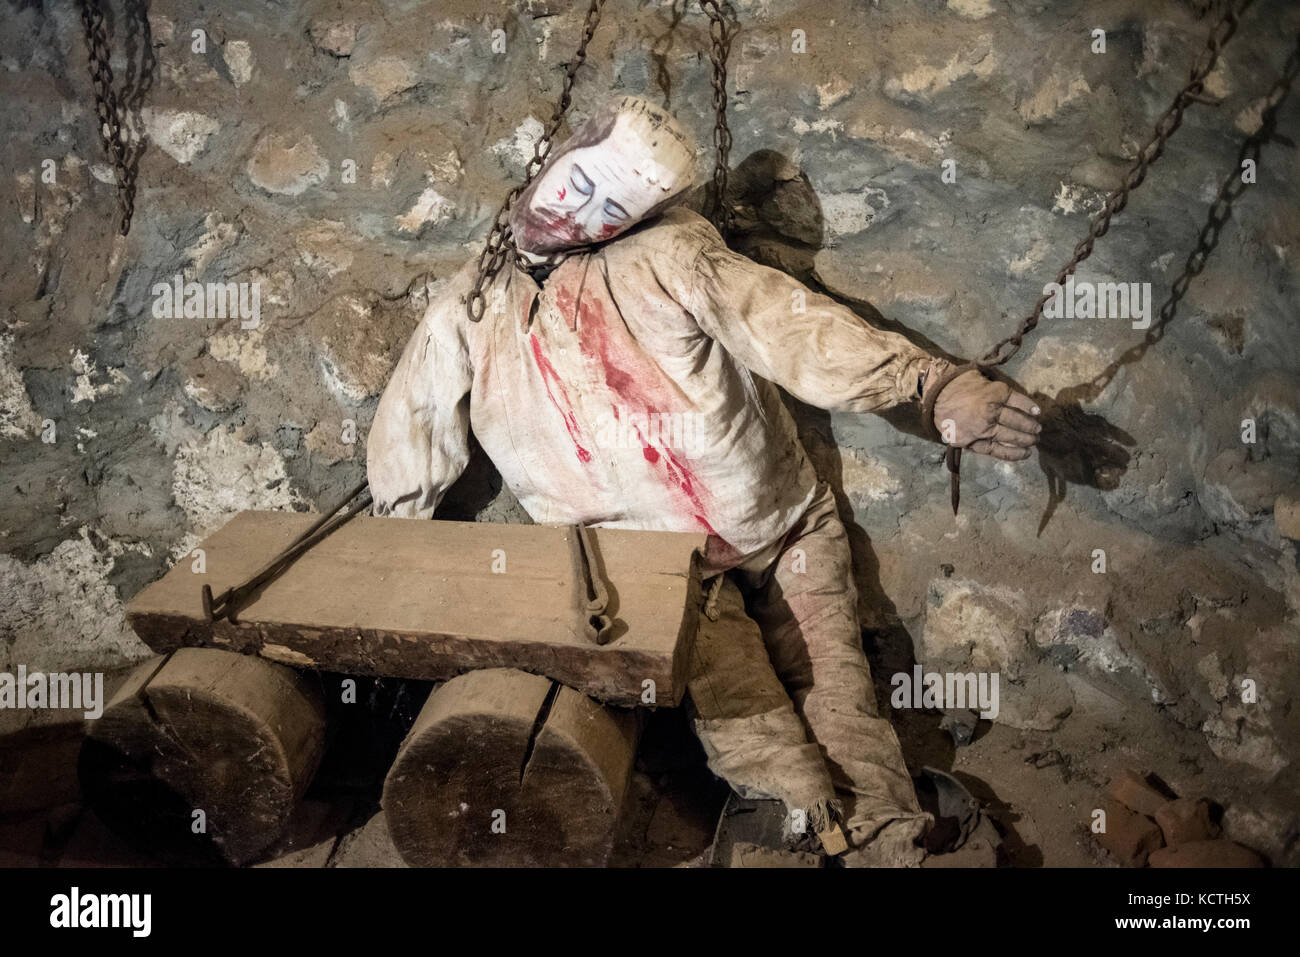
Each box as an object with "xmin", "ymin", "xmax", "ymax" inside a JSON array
[
  {"xmin": 466, "ymin": 0, "xmax": 607, "ymax": 322},
  {"xmin": 979, "ymin": 0, "xmax": 1255, "ymax": 368},
  {"xmin": 78, "ymin": 0, "xmax": 136, "ymax": 235},
  {"xmin": 700, "ymin": 0, "xmax": 734, "ymax": 236},
  {"xmin": 1076, "ymin": 27, "xmax": 1300, "ymax": 398},
  {"xmin": 942, "ymin": 0, "xmax": 1256, "ymax": 513}
]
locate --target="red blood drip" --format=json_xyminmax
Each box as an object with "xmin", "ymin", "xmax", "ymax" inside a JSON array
[
  {"xmin": 538, "ymin": 209, "xmax": 588, "ymax": 245},
  {"xmin": 574, "ymin": 293, "xmax": 667, "ymax": 411},
  {"xmin": 623, "ymin": 410, "xmax": 728, "ymax": 546},
  {"xmin": 562, "ymin": 278, "xmax": 737, "ymax": 557},
  {"xmin": 529, "ymin": 333, "xmax": 591, "ymax": 464}
]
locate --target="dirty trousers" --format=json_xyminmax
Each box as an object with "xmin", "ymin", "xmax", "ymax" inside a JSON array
[{"xmin": 685, "ymin": 483, "xmax": 930, "ymax": 853}]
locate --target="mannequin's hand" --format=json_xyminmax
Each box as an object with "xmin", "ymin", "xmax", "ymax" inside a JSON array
[{"xmin": 931, "ymin": 369, "xmax": 1041, "ymax": 461}]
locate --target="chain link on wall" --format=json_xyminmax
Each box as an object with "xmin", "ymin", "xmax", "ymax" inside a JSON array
[
  {"xmin": 979, "ymin": 0, "xmax": 1255, "ymax": 369},
  {"xmin": 466, "ymin": 0, "xmax": 607, "ymax": 323},
  {"xmin": 700, "ymin": 0, "xmax": 734, "ymax": 237},
  {"xmin": 78, "ymin": 0, "xmax": 137, "ymax": 235}
]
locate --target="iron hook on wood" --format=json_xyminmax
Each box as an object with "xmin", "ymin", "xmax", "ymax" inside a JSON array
[{"xmin": 572, "ymin": 523, "xmax": 614, "ymax": 645}]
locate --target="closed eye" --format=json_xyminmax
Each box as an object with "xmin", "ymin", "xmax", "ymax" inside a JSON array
[
  {"xmin": 569, "ymin": 164, "xmax": 595, "ymax": 196},
  {"xmin": 603, "ymin": 199, "xmax": 629, "ymax": 223}
]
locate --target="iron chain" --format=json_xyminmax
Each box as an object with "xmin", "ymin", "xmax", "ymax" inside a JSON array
[
  {"xmin": 980, "ymin": 0, "xmax": 1255, "ymax": 367},
  {"xmin": 1095, "ymin": 28, "xmax": 1300, "ymax": 383},
  {"xmin": 78, "ymin": 0, "xmax": 136, "ymax": 235},
  {"xmin": 700, "ymin": 0, "xmax": 734, "ymax": 236},
  {"xmin": 466, "ymin": 0, "xmax": 607, "ymax": 322}
]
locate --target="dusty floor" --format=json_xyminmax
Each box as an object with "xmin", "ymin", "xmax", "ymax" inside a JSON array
[{"xmin": 2, "ymin": 644, "xmax": 1271, "ymax": 868}]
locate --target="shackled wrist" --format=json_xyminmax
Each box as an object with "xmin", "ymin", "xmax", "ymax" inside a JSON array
[
  {"xmin": 919, "ymin": 359, "xmax": 980, "ymax": 442},
  {"xmin": 917, "ymin": 358, "xmax": 956, "ymax": 403}
]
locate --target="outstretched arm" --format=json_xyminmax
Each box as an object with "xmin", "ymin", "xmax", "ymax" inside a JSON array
[
  {"xmin": 688, "ymin": 241, "xmax": 933, "ymax": 413},
  {"xmin": 367, "ymin": 266, "xmax": 475, "ymax": 518},
  {"xmin": 688, "ymin": 240, "xmax": 1040, "ymax": 460}
]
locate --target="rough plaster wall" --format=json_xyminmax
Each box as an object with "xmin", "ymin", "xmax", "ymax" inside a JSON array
[{"xmin": 1, "ymin": 0, "xmax": 1297, "ymax": 856}]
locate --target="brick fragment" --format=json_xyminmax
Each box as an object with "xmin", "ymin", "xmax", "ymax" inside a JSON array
[
  {"xmin": 1154, "ymin": 798, "xmax": 1219, "ymax": 846},
  {"xmin": 1107, "ymin": 769, "xmax": 1170, "ymax": 818},
  {"xmin": 1149, "ymin": 840, "xmax": 1265, "ymax": 868},
  {"xmin": 1097, "ymin": 799, "xmax": 1164, "ymax": 867}
]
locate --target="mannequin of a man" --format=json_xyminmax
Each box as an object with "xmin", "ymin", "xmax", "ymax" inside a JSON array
[{"xmin": 368, "ymin": 96, "xmax": 1040, "ymax": 864}]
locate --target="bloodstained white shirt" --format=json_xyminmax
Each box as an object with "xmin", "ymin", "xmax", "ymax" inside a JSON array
[{"xmin": 367, "ymin": 207, "xmax": 932, "ymax": 573}]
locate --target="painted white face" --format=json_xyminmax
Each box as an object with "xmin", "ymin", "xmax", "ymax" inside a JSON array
[
  {"xmin": 526, "ymin": 143, "xmax": 648, "ymax": 246},
  {"xmin": 511, "ymin": 102, "xmax": 695, "ymax": 255}
]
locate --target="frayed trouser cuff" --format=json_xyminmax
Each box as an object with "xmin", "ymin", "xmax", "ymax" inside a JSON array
[
  {"xmin": 691, "ymin": 710, "xmax": 839, "ymax": 833},
  {"xmin": 841, "ymin": 813, "xmax": 933, "ymax": 868}
]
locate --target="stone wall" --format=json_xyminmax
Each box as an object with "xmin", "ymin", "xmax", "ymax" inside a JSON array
[{"xmin": 2, "ymin": 0, "xmax": 1297, "ymax": 859}]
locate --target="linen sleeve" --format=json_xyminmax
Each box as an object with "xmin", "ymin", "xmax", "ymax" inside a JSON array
[
  {"xmin": 688, "ymin": 241, "xmax": 935, "ymax": 413},
  {"xmin": 366, "ymin": 269, "xmax": 474, "ymax": 519}
]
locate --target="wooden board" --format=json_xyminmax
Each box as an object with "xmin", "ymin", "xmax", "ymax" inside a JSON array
[
  {"xmin": 383, "ymin": 667, "xmax": 639, "ymax": 867},
  {"xmin": 127, "ymin": 512, "xmax": 706, "ymax": 707}
]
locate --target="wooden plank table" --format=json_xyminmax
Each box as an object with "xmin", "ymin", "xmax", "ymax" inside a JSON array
[{"xmin": 127, "ymin": 512, "xmax": 706, "ymax": 707}]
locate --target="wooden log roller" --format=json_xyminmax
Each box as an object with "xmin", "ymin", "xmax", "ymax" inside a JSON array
[
  {"xmin": 78, "ymin": 648, "xmax": 327, "ymax": 866},
  {"xmin": 383, "ymin": 668, "xmax": 639, "ymax": 867},
  {"xmin": 113, "ymin": 510, "xmax": 705, "ymax": 866}
]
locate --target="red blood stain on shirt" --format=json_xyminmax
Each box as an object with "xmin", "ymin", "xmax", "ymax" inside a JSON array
[
  {"xmin": 560, "ymin": 281, "xmax": 734, "ymax": 554},
  {"xmin": 554, "ymin": 282, "xmax": 578, "ymax": 330},
  {"xmin": 624, "ymin": 413, "xmax": 721, "ymax": 541},
  {"xmin": 528, "ymin": 333, "xmax": 591, "ymax": 464},
  {"xmin": 659, "ymin": 439, "xmax": 724, "ymax": 540},
  {"xmin": 568, "ymin": 289, "xmax": 672, "ymax": 411}
]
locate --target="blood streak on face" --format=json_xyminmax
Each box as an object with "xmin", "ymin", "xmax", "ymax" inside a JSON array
[
  {"xmin": 510, "ymin": 97, "xmax": 696, "ymax": 256},
  {"xmin": 513, "ymin": 146, "xmax": 648, "ymax": 253},
  {"xmin": 528, "ymin": 333, "xmax": 591, "ymax": 464}
]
